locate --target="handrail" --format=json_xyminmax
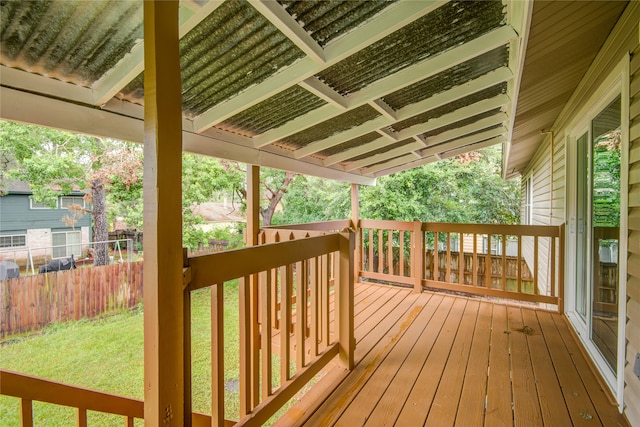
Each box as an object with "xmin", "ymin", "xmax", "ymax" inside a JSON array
[
  {"xmin": 184, "ymin": 232, "xmax": 354, "ymax": 427},
  {"xmin": 261, "ymin": 220, "xmax": 352, "ymax": 231}
]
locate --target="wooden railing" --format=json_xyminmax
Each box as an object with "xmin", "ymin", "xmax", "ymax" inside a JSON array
[
  {"xmin": 358, "ymin": 220, "xmax": 565, "ymax": 311},
  {"xmin": 185, "ymin": 232, "xmax": 354, "ymax": 426},
  {"xmin": 0, "ymin": 370, "xmax": 227, "ymax": 426}
]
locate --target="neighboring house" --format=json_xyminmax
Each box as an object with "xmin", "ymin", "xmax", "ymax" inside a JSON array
[{"xmin": 0, "ymin": 181, "xmax": 92, "ymax": 263}]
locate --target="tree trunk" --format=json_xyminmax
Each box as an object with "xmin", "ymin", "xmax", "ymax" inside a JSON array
[
  {"xmin": 92, "ymin": 179, "xmax": 109, "ymax": 266},
  {"xmin": 261, "ymin": 171, "xmax": 296, "ymax": 227}
]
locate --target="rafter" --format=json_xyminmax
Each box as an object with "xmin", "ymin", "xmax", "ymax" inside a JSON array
[
  {"xmin": 323, "ymin": 137, "xmax": 391, "ymax": 166},
  {"xmin": 191, "ymin": 0, "xmax": 447, "ymax": 132},
  {"xmin": 1, "ymin": 86, "xmax": 374, "ymax": 185},
  {"xmin": 249, "ymin": 0, "xmax": 325, "ymax": 64},
  {"xmin": 361, "ymin": 153, "xmax": 417, "ymax": 175},
  {"xmin": 345, "ymin": 140, "xmax": 425, "ymax": 171},
  {"xmin": 440, "ymin": 136, "xmax": 505, "ymax": 159},
  {"xmin": 421, "ymin": 131, "xmax": 505, "ymax": 158},
  {"xmin": 298, "ymin": 77, "xmax": 349, "ymax": 109},
  {"xmin": 91, "ymin": 1, "xmax": 223, "ymax": 106},
  {"xmin": 423, "ymin": 113, "xmax": 508, "ymax": 146},
  {"xmin": 293, "ymin": 116, "xmax": 392, "ymax": 159},
  {"xmin": 395, "ymin": 94, "xmax": 510, "ymax": 140},
  {"xmin": 373, "ymin": 155, "xmax": 438, "ymax": 177},
  {"xmin": 369, "ymin": 100, "xmax": 397, "ymax": 122}
]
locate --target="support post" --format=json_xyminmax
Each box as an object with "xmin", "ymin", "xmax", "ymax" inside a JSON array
[
  {"xmin": 338, "ymin": 231, "xmax": 355, "ymax": 370},
  {"xmin": 143, "ymin": 1, "xmax": 184, "ymax": 424},
  {"xmin": 246, "ymin": 165, "xmax": 260, "ymax": 247},
  {"xmin": 413, "ymin": 221, "xmax": 424, "ymax": 293},
  {"xmin": 350, "ymin": 184, "xmax": 360, "ymax": 284},
  {"xmin": 558, "ymin": 223, "xmax": 565, "ymax": 314}
]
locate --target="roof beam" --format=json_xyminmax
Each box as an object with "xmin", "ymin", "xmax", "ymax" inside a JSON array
[
  {"xmin": 395, "ymin": 93, "xmax": 510, "ymax": 140},
  {"xmin": 293, "ymin": 115, "xmax": 392, "ymax": 159},
  {"xmin": 345, "ymin": 140, "xmax": 425, "ymax": 171},
  {"xmin": 361, "ymin": 153, "xmax": 417, "ymax": 175},
  {"xmin": 191, "ymin": 0, "xmax": 446, "ymax": 132},
  {"xmin": 249, "ymin": 0, "xmax": 325, "ymax": 64},
  {"xmin": 0, "ymin": 86, "xmax": 374, "ymax": 185},
  {"xmin": 420, "ymin": 129, "xmax": 506, "ymax": 158},
  {"xmin": 440, "ymin": 136, "xmax": 505, "ymax": 159},
  {"xmin": 373, "ymin": 155, "xmax": 438, "ymax": 177},
  {"xmin": 248, "ymin": 33, "xmax": 513, "ymax": 152},
  {"xmin": 91, "ymin": 1, "xmax": 223, "ymax": 106},
  {"xmin": 423, "ymin": 112, "xmax": 508, "ymax": 146},
  {"xmin": 347, "ymin": 25, "xmax": 518, "ymax": 105},
  {"xmin": 323, "ymin": 136, "xmax": 391, "ymax": 166},
  {"xmin": 298, "ymin": 77, "xmax": 348, "ymax": 109}
]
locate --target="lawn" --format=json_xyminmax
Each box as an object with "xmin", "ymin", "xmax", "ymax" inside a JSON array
[{"xmin": 0, "ymin": 281, "xmax": 247, "ymax": 426}]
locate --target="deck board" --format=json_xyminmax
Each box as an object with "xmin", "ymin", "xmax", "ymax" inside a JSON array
[{"xmin": 280, "ymin": 282, "xmax": 628, "ymax": 427}]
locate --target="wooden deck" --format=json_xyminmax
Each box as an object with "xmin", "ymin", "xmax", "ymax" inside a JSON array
[{"xmin": 276, "ymin": 282, "xmax": 628, "ymax": 427}]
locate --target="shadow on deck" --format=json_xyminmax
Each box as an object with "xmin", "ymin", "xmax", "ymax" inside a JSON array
[{"xmin": 275, "ymin": 282, "xmax": 628, "ymax": 427}]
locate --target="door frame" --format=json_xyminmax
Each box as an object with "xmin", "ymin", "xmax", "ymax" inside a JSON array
[{"xmin": 565, "ymin": 54, "xmax": 629, "ymax": 407}]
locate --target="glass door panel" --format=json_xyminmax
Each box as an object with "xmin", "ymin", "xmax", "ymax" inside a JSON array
[
  {"xmin": 575, "ymin": 132, "xmax": 588, "ymax": 319},
  {"xmin": 590, "ymin": 95, "xmax": 621, "ymax": 371}
]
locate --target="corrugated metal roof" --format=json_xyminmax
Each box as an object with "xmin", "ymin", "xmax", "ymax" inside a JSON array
[
  {"xmin": 347, "ymin": 138, "xmax": 415, "ymax": 162},
  {"xmin": 316, "ymin": 0, "xmax": 505, "ymax": 96},
  {"xmin": 278, "ymin": 104, "xmax": 380, "ymax": 150},
  {"xmin": 391, "ymin": 83, "xmax": 507, "ymax": 132},
  {"xmin": 3, "ymin": 0, "xmax": 592, "ymax": 183},
  {"xmin": 277, "ymin": 0, "xmax": 395, "ymax": 47},
  {"xmin": 382, "ymin": 46, "xmax": 509, "ymax": 110},
  {"xmin": 1, "ymin": 1, "xmax": 142, "ymax": 87},
  {"xmin": 318, "ymin": 132, "xmax": 381, "ymax": 157},
  {"xmin": 420, "ymin": 108, "xmax": 503, "ymax": 140},
  {"xmin": 217, "ymin": 86, "xmax": 327, "ymax": 137}
]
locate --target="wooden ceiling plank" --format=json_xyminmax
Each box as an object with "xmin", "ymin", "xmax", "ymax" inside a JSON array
[
  {"xmin": 425, "ymin": 113, "xmax": 508, "ymax": 146},
  {"xmin": 345, "ymin": 140, "xmax": 425, "ymax": 171},
  {"xmin": 440, "ymin": 136, "xmax": 505, "ymax": 159},
  {"xmin": 249, "ymin": 0, "xmax": 326, "ymax": 64},
  {"xmin": 92, "ymin": 1, "xmax": 224, "ymax": 106},
  {"xmin": 323, "ymin": 137, "xmax": 391, "ymax": 166},
  {"xmin": 293, "ymin": 115, "xmax": 393, "ymax": 159},
  {"xmin": 421, "ymin": 133, "xmax": 505, "ymax": 158}
]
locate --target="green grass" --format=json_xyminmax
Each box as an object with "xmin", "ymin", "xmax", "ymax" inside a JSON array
[{"xmin": 0, "ymin": 282, "xmax": 243, "ymax": 426}]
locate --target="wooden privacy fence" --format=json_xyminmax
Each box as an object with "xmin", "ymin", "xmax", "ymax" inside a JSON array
[
  {"xmin": 358, "ymin": 220, "xmax": 565, "ymax": 311},
  {"xmin": 185, "ymin": 232, "xmax": 354, "ymax": 427},
  {"xmin": 1, "ymin": 262, "xmax": 143, "ymax": 337}
]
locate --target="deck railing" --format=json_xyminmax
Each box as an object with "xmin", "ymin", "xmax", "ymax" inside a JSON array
[
  {"xmin": 358, "ymin": 220, "xmax": 565, "ymax": 311},
  {"xmin": 185, "ymin": 232, "xmax": 354, "ymax": 426}
]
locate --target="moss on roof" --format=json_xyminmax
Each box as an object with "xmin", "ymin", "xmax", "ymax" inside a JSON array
[
  {"xmin": 347, "ymin": 138, "xmax": 414, "ymax": 162},
  {"xmin": 420, "ymin": 107, "xmax": 503, "ymax": 140},
  {"xmin": 317, "ymin": 132, "xmax": 381, "ymax": 157}
]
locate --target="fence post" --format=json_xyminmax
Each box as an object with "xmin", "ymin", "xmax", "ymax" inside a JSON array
[
  {"xmin": 413, "ymin": 221, "xmax": 424, "ymax": 293},
  {"xmin": 338, "ymin": 231, "xmax": 354, "ymax": 370}
]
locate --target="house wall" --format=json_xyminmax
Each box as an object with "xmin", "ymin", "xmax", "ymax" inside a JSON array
[
  {"xmin": 0, "ymin": 193, "xmax": 92, "ymax": 233},
  {"xmin": 626, "ymin": 31, "xmax": 640, "ymax": 427},
  {"xmin": 520, "ymin": 3, "xmax": 639, "ymax": 422}
]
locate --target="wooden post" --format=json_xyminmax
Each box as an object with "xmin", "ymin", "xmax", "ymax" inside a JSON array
[
  {"xmin": 245, "ymin": 165, "xmax": 260, "ymax": 408},
  {"xmin": 558, "ymin": 223, "xmax": 565, "ymax": 314},
  {"xmin": 351, "ymin": 184, "xmax": 360, "ymax": 284},
  {"xmin": 338, "ymin": 231, "xmax": 355, "ymax": 370},
  {"xmin": 246, "ymin": 165, "xmax": 260, "ymax": 247},
  {"xmin": 413, "ymin": 221, "xmax": 424, "ymax": 293},
  {"xmin": 143, "ymin": 1, "xmax": 184, "ymax": 425}
]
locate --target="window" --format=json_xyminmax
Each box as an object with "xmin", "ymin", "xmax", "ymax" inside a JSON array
[
  {"xmin": 52, "ymin": 231, "xmax": 82, "ymax": 258},
  {"xmin": 60, "ymin": 196, "xmax": 85, "ymax": 209},
  {"xmin": 30, "ymin": 198, "xmax": 57, "ymax": 209},
  {"xmin": 0, "ymin": 234, "xmax": 26, "ymax": 248},
  {"xmin": 523, "ymin": 175, "xmax": 533, "ymax": 225}
]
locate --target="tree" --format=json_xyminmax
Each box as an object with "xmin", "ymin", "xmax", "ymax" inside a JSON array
[{"xmin": 0, "ymin": 121, "xmax": 142, "ymax": 265}]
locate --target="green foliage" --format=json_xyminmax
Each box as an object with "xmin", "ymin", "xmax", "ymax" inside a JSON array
[
  {"xmin": 359, "ymin": 146, "xmax": 520, "ymax": 224},
  {"xmin": 592, "ymin": 143, "xmax": 620, "ymax": 228}
]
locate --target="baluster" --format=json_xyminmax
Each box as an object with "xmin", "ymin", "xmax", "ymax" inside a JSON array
[
  {"xmin": 212, "ymin": 283, "xmax": 224, "ymax": 427},
  {"xmin": 260, "ymin": 271, "xmax": 272, "ymax": 400},
  {"xmin": 20, "ymin": 398, "xmax": 33, "ymax": 426},
  {"xmin": 76, "ymin": 407, "xmax": 87, "ymax": 427}
]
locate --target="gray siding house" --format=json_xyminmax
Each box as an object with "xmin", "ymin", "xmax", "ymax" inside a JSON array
[{"xmin": 0, "ymin": 181, "xmax": 92, "ymax": 263}]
